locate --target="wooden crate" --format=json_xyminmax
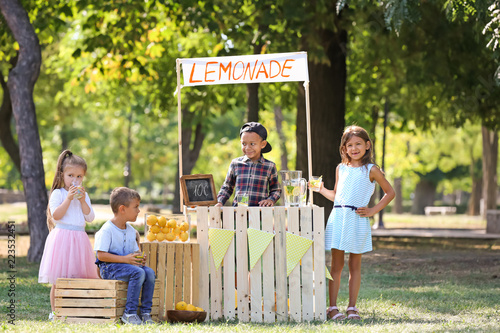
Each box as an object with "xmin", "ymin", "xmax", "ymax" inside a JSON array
[
  {"xmin": 55, "ymin": 278, "xmax": 160, "ymax": 323},
  {"xmin": 141, "ymin": 242, "xmax": 200, "ymax": 320}
]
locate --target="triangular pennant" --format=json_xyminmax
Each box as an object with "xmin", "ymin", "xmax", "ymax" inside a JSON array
[
  {"xmin": 326, "ymin": 266, "xmax": 333, "ymax": 280},
  {"xmin": 247, "ymin": 227, "xmax": 275, "ymax": 270},
  {"xmin": 286, "ymin": 232, "xmax": 313, "ymax": 276},
  {"xmin": 208, "ymin": 228, "xmax": 235, "ymax": 270}
]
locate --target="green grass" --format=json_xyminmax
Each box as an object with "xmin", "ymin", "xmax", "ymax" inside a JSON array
[
  {"xmin": 374, "ymin": 213, "xmax": 486, "ymax": 229},
  {"xmin": 0, "ymin": 203, "xmax": 27, "ymax": 222},
  {"xmin": 2, "ymin": 245, "xmax": 499, "ymax": 332}
]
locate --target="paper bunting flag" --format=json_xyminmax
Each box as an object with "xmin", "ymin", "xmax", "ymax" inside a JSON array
[
  {"xmin": 326, "ymin": 266, "xmax": 333, "ymax": 280},
  {"xmin": 247, "ymin": 228, "xmax": 275, "ymax": 270},
  {"xmin": 286, "ymin": 232, "xmax": 313, "ymax": 276},
  {"xmin": 208, "ymin": 228, "xmax": 235, "ymax": 270}
]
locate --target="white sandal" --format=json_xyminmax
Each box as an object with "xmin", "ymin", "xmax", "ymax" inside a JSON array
[
  {"xmin": 326, "ymin": 306, "xmax": 345, "ymax": 320},
  {"xmin": 346, "ymin": 306, "xmax": 361, "ymax": 320}
]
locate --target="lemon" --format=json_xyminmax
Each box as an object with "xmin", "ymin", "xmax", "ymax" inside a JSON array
[
  {"xmin": 165, "ymin": 232, "xmax": 175, "ymax": 242},
  {"xmin": 167, "ymin": 219, "xmax": 177, "ymax": 228},
  {"xmin": 175, "ymin": 301, "xmax": 187, "ymax": 311},
  {"xmin": 146, "ymin": 215, "xmax": 158, "ymax": 226},
  {"xmin": 180, "ymin": 222, "xmax": 189, "ymax": 232},
  {"xmin": 146, "ymin": 232, "xmax": 156, "ymax": 242},
  {"xmin": 179, "ymin": 232, "xmax": 189, "ymax": 242},
  {"xmin": 172, "ymin": 227, "xmax": 181, "ymax": 235},
  {"xmin": 195, "ymin": 307, "xmax": 204, "ymax": 312},
  {"xmin": 161, "ymin": 226, "xmax": 170, "ymax": 234},
  {"xmin": 292, "ymin": 187, "xmax": 300, "ymax": 196},
  {"xmin": 149, "ymin": 225, "xmax": 161, "ymax": 234},
  {"xmin": 158, "ymin": 216, "xmax": 167, "ymax": 227},
  {"xmin": 156, "ymin": 232, "xmax": 166, "ymax": 242},
  {"xmin": 186, "ymin": 304, "xmax": 196, "ymax": 311}
]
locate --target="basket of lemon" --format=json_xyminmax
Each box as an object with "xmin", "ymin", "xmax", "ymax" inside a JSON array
[
  {"xmin": 167, "ymin": 301, "xmax": 206, "ymax": 323},
  {"xmin": 144, "ymin": 214, "xmax": 190, "ymax": 243}
]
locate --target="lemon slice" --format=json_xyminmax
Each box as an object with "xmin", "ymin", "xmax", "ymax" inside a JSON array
[{"xmin": 292, "ymin": 187, "xmax": 300, "ymax": 196}]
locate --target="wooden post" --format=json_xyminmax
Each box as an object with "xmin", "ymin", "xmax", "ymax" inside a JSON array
[{"xmin": 176, "ymin": 59, "xmax": 184, "ymax": 209}]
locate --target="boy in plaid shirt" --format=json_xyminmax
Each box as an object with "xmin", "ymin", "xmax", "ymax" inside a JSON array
[{"xmin": 216, "ymin": 122, "xmax": 281, "ymax": 207}]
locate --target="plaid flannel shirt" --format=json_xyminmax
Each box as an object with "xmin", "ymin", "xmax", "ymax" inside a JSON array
[{"xmin": 217, "ymin": 155, "xmax": 281, "ymax": 206}]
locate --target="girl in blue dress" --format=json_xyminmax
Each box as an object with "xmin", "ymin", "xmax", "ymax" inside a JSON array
[{"xmin": 314, "ymin": 125, "xmax": 395, "ymax": 320}]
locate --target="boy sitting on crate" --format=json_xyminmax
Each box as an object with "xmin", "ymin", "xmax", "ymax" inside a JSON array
[{"xmin": 94, "ymin": 187, "xmax": 156, "ymax": 325}]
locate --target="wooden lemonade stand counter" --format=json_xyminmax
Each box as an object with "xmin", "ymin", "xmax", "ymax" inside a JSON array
[{"xmin": 142, "ymin": 205, "xmax": 326, "ymax": 322}]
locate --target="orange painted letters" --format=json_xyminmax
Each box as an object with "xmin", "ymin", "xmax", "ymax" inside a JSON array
[{"xmin": 281, "ymin": 59, "xmax": 295, "ymax": 78}]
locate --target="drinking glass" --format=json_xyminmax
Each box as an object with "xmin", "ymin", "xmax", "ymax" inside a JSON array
[{"xmin": 309, "ymin": 176, "xmax": 322, "ymax": 192}]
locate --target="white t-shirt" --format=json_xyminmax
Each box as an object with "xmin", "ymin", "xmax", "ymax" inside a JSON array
[
  {"xmin": 94, "ymin": 220, "xmax": 139, "ymax": 256},
  {"xmin": 49, "ymin": 188, "xmax": 95, "ymax": 230}
]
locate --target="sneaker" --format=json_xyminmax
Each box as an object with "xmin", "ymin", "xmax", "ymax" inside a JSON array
[
  {"xmin": 48, "ymin": 311, "xmax": 55, "ymax": 321},
  {"xmin": 141, "ymin": 313, "xmax": 155, "ymax": 324},
  {"xmin": 121, "ymin": 313, "xmax": 142, "ymax": 325}
]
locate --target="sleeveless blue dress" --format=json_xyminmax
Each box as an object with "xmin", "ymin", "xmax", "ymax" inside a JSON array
[{"xmin": 324, "ymin": 163, "xmax": 375, "ymax": 254}]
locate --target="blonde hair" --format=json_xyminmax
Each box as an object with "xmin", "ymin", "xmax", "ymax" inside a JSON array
[
  {"xmin": 339, "ymin": 125, "xmax": 375, "ymax": 166},
  {"xmin": 110, "ymin": 187, "xmax": 141, "ymax": 214},
  {"xmin": 46, "ymin": 150, "xmax": 87, "ymax": 231}
]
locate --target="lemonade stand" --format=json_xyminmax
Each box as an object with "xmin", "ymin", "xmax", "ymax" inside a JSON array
[{"xmin": 140, "ymin": 53, "xmax": 326, "ymax": 323}]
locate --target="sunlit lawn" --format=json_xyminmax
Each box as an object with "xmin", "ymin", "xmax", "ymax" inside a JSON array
[{"xmin": 2, "ymin": 244, "xmax": 499, "ymax": 332}]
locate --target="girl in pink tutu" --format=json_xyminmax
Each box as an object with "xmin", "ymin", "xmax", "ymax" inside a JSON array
[{"xmin": 38, "ymin": 150, "xmax": 99, "ymax": 320}]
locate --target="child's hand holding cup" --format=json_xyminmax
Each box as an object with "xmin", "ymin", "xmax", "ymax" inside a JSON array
[{"xmin": 309, "ymin": 176, "xmax": 323, "ymax": 192}]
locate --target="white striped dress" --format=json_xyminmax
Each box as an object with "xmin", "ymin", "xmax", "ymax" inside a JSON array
[{"xmin": 325, "ymin": 163, "xmax": 375, "ymax": 254}]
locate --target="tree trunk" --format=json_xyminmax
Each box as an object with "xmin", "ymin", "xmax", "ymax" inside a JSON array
[
  {"xmin": 392, "ymin": 177, "xmax": 403, "ymax": 214},
  {"xmin": 297, "ymin": 27, "xmax": 347, "ymax": 221},
  {"xmin": 0, "ymin": 0, "xmax": 47, "ymax": 262},
  {"xmin": 173, "ymin": 109, "xmax": 206, "ymax": 213},
  {"xmin": 411, "ymin": 178, "xmax": 437, "ymax": 215},
  {"xmin": 246, "ymin": 43, "xmax": 263, "ymax": 123},
  {"xmin": 124, "ymin": 111, "xmax": 133, "ymax": 187},
  {"xmin": 481, "ymin": 125, "xmax": 498, "ymax": 217},
  {"xmin": 274, "ymin": 105, "xmax": 288, "ymax": 171},
  {"xmin": 246, "ymin": 83, "xmax": 259, "ymax": 122},
  {"xmin": 467, "ymin": 146, "xmax": 482, "ymax": 216},
  {"xmin": 0, "ymin": 63, "xmax": 21, "ymax": 172}
]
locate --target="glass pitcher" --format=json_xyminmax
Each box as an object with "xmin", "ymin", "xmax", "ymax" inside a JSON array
[{"xmin": 280, "ymin": 170, "xmax": 307, "ymax": 207}]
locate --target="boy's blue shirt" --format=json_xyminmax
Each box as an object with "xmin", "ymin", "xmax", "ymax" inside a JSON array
[{"xmin": 94, "ymin": 220, "xmax": 139, "ymax": 257}]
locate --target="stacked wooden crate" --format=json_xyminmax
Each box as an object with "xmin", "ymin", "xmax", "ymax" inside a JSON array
[{"xmin": 55, "ymin": 278, "xmax": 160, "ymax": 323}]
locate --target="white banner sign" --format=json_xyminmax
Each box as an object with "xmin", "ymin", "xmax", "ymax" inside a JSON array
[{"xmin": 180, "ymin": 52, "xmax": 309, "ymax": 86}]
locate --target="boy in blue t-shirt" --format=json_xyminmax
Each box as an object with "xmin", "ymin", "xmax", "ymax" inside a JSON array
[{"xmin": 94, "ymin": 187, "xmax": 155, "ymax": 325}]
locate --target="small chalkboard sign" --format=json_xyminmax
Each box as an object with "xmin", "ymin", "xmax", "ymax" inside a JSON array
[{"xmin": 180, "ymin": 174, "xmax": 217, "ymax": 206}]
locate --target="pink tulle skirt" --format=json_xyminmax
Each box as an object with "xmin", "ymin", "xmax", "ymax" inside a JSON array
[{"xmin": 38, "ymin": 227, "xmax": 99, "ymax": 284}]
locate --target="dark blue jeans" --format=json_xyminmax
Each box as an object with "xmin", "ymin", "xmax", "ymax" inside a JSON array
[{"xmin": 100, "ymin": 263, "xmax": 155, "ymax": 315}]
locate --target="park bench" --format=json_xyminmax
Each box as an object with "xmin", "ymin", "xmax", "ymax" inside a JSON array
[{"xmin": 424, "ymin": 206, "xmax": 457, "ymax": 216}]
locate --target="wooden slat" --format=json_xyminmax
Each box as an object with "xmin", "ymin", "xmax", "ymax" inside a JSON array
[
  {"xmin": 300, "ymin": 206, "xmax": 314, "ymax": 321},
  {"xmin": 58, "ymin": 317, "xmax": 119, "ymax": 324},
  {"xmin": 235, "ymin": 206, "xmax": 249, "ymax": 322},
  {"xmin": 209, "ymin": 206, "xmax": 223, "ymax": 320},
  {"xmin": 197, "ymin": 206, "xmax": 210, "ymax": 319},
  {"xmin": 274, "ymin": 207, "xmax": 287, "ymax": 321},
  {"xmin": 149, "ymin": 242, "xmax": 158, "ymax": 273},
  {"xmin": 157, "ymin": 242, "xmax": 167, "ymax": 320},
  {"xmin": 174, "ymin": 243, "xmax": 184, "ymax": 305},
  {"xmin": 288, "ymin": 207, "xmax": 301, "ymax": 322},
  {"xmin": 165, "ymin": 243, "xmax": 175, "ymax": 311},
  {"xmin": 191, "ymin": 243, "xmax": 200, "ymax": 307},
  {"xmin": 56, "ymin": 278, "xmax": 127, "ymax": 290},
  {"xmin": 55, "ymin": 298, "xmax": 121, "ymax": 308},
  {"xmin": 143, "ymin": 242, "xmax": 151, "ymax": 268},
  {"xmin": 55, "ymin": 289, "xmax": 127, "ymax": 298},
  {"xmin": 222, "ymin": 206, "xmax": 236, "ymax": 320},
  {"xmin": 249, "ymin": 207, "xmax": 263, "ymax": 323},
  {"xmin": 183, "ymin": 244, "xmax": 192, "ymax": 304},
  {"xmin": 56, "ymin": 307, "xmax": 119, "ymax": 317},
  {"xmin": 312, "ymin": 206, "xmax": 326, "ymax": 320},
  {"xmin": 261, "ymin": 207, "xmax": 275, "ymax": 323}
]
